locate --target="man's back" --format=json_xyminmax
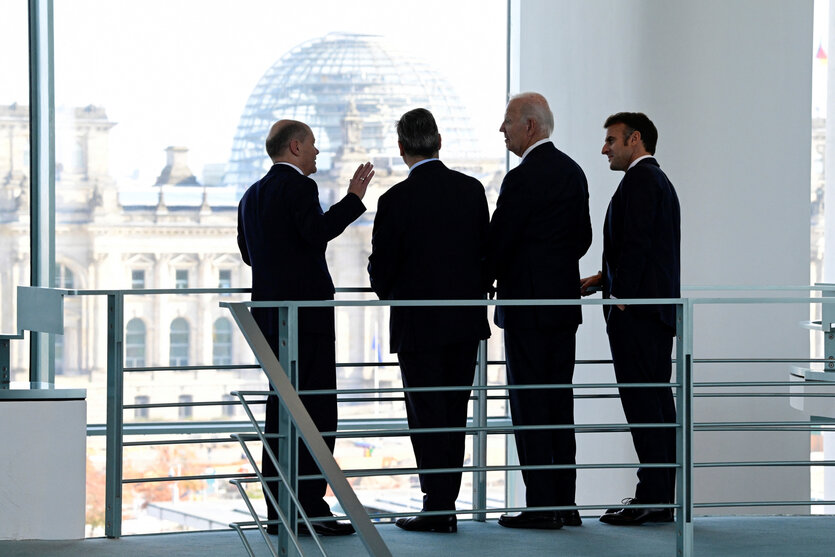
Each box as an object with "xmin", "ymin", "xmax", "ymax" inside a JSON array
[
  {"xmin": 368, "ymin": 160, "xmax": 490, "ymax": 352},
  {"xmin": 603, "ymin": 157, "xmax": 680, "ymax": 328},
  {"xmin": 489, "ymin": 142, "xmax": 593, "ymax": 330},
  {"xmin": 237, "ymin": 163, "xmax": 365, "ymax": 335}
]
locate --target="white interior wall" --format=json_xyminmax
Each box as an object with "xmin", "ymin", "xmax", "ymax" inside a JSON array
[
  {"xmin": 0, "ymin": 399, "xmax": 86, "ymax": 539},
  {"xmin": 512, "ymin": 0, "xmax": 813, "ymax": 514}
]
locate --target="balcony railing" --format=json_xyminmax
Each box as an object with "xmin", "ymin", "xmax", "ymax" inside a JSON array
[{"xmin": 6, "ymin": 285, "xmax": 835, "ymax": 557}]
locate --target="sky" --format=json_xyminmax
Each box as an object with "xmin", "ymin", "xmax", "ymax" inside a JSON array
[{"xmin": 0, "ymin": 0, "xmax": 507, "ymax": 186}]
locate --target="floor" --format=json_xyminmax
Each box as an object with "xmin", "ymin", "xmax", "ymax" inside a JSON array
[{"xmin": 2, "ymin": 515, "xmax": 834, "ymax": 557}]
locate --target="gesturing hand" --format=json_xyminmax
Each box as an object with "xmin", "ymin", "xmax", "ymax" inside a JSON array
[{"xmin": 348, "ymin": 162, "xmax": 375, "ymax": 200}]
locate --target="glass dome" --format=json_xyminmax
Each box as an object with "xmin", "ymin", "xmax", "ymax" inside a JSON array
[{"xmin": 224, "ymin": 33, "xmax": 481, "ymax": 193}]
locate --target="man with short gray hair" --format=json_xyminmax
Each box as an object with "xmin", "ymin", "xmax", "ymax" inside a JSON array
[
  {"xmin": 368, "ymin": 108, "xmax": 490, "ymax": 533},
  {"xmin": 488, "ymin": 92, "xmax": 592, "ymax": 530},
  {"xmin": 238, "ymin": 119, "xmax": 374, "ymax": 537}
]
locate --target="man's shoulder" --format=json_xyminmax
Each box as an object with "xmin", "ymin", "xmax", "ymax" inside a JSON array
[
  {"xmin": 625, "ymin": 158, "xmax": 670, "ymax": 185},
  {"xmin": 512, "ymin": 144, "xmax": 586, "ymax": 182}
]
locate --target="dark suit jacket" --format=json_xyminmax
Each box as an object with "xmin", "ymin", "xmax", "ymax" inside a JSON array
[
  {"xmin": 368, "ymin": 160, "xmax": 491, "ymax": 353},
  {"xmin": 487, "ymin": 142, "xmax": 592, "ymax": 330},
  {"xmin": 237, "ymin": 163, "xmax": 366, "ymax": 338},
  {"xmin": 602, "ymin": 157, "xmax": 681, "ymax": 331}
]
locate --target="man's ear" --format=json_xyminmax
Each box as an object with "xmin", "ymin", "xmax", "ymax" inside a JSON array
[
  {"xmin": 398, "ymin": 141, "xmax": 405, "ymax": 157},
  {"xmin": 630, "ymin": 130, "xmax": 642, "ymax": 146},
  {"xmin": 289, "ymin": 139, "xmax": 300, "ymax": 156}
]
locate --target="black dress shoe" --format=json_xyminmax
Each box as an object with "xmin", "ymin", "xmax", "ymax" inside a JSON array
[
  {"xmin": 395, "ymin": 514, "xmax": 457, "ymax": 533},
  {"xmin": 599, "ymin": 506, "xmax": 673, "ymax": 526},
  {"xmin": 498, "ymin": 511, "xmax": 563, "ymax": 530},
  {"xmin": 265, "ymin": 520, "xmax": 356, "ymax": 536},
  {"xmin": 298, "ymin": 520, "xmax": 356, "ymax": 536},
  {"xmin": 558, "ymin": 510, "xmax": 582, "ymax": 526}
]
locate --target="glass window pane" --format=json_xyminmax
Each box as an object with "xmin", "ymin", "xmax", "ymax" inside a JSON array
[
  {"xmin": 125, "ymin": 318, "xmax": 146, "ymax": 368},
  {"xmin": 175, "ymin": 269, "xmax": 188, "ymax": 289},
  {"xmin": 218, "ymin": 269, "xmax": 231, "ymax": 289},
  {"xmin": 169, "ymin": 317, "xmax": 190, "ymax": 366},
  {"xmin": 49, "ymin": 0, "xmax": 506, "ymax": 536},
  {"xmin": 0, "ymin": 1, "xmax": 30, "ymax": 383},
  {"xmin": 131, "ymin": 270, "xmax": 145, "ymax": 289},
  {"xmin": 134, "ymin": 395, "xmax": 150, "ymax": 419},
  {"xmin": 212, "ymin": 318, "xmax": 232, "ymax": 366},
  {"xmin": 178, "ymin": 394, "xmax": 193, "ymax": 419}
]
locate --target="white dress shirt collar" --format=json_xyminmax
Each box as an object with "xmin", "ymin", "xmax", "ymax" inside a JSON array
[
  {"xmin": 408, "ymin": 157, "xmax": 438, "ymax": 175},
  {"xmin": 274, "ymin": 161, "xmax": 304, "ymax": 175},
  {"xmin": 520, "ymin": 138, "xmax": 552, "ymax": 162},
  {"xmin": 628, "ymin": 154, "xmax": 654, "ymax": 170}
]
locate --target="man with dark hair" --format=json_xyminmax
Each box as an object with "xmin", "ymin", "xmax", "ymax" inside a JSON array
[
  {"xmin": 368, "ymin": 107, "xmax": 490, "ymax": 533},
  {"xmin": 488, "ymin": 92, "xmax": 592, "ymax": 530},
  {"xmin": 237, "ymin": 119, "xmax": 375, "ymax": 536},
  {"xmin": 581, "ymin": 111, "xmax": 680, "ymax": 526}
]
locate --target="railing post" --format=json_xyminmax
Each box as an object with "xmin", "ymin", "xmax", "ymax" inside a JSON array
[
  {"xmin": 823, "ymin": 288, "xmax": 835, "ymax": 370},
  {"xmin": 472, "ymin": 338, "xmax": 488, "ymax": 521},
  {"xmin": 28, "ymin": 0, "xmax": 56, "ymax": 385},
  {"xmin": 105, "ymin": 293, "xmax": 124, "ymax": 538},
  {"xmin": 277, "ymin": 304, "xmax": 299, "ymax": 556},
  {"xmin": 1, "ymin": 338, "xmax": 10, "ymax": 388},
  {"xmin": 675, "ymin": 300, "xmax": 693, "ymax": 556}
]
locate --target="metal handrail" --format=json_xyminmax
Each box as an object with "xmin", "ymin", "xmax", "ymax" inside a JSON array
[{"xmin": 11, "ymin": 286, "xmax": 835, "ymax": 557}]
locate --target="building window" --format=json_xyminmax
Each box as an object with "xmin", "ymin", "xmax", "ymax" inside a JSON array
[
  {"xmin": 169, "ymin": 318, "xmax": 190, "ymax": 366},
  {"xmin": 134, "ymin": 395, "xmax": 150, "ymax": 419},
  {"xmin": 222, "ymin": 394, "xmax": 237, "ymax": 417},
  {"xmin": 125, "ymin": 318, "xmax": 146, "ymax": 368},
  {"xmin": 131, "ymin": 269, "xmax": 145, "ymax": 289},
  {"xmin": 55, "ymin": 334, "xmax": 64, "ymax": 375},
  {"xmin": 178, "ymin": 394, "xmax": 193, "ymax": 419},
  {"xmin": 213, "ymin": 318, "xmax": 233, "ymax": 366},
  {"xmin": 175, "ymin": 269, "xmax": 189, "ymax": 289},
  {"xmin": 55, "ymin": 264, "xmax": 75, "ymax": 289},
  {"xmin": 218, "ymin": 269, "xmax": 231, "ymax": 289}
]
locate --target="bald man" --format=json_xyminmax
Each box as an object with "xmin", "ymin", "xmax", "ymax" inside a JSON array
[
  {"xmin": 487, "ymin": 93, "xmax": 592, "ymax": 530},
  {"xmin": 237, "ymin": 120, "xmax": 374, "ymax": 536}
]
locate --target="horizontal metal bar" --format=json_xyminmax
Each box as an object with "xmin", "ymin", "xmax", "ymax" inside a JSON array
[
  {"xmin": 295, "ymin": 461, "xmax": 678, "ymax": 481},
  {"xmin": 230, "ymin": 432, "xmax": 288, "ymax": 442},
  {"xmin": 317, "ymin": 422, "xmax": 678, "ymax": 439},
  {"xmin": 124, "ymin": 400, "xmax": 242, "ymax": 409},
  {"xmin": 695, "ymin": 421, "xmax": 825, "ymax": 428},
  {"xmin": 123, "ymin": 436, "xmax": 247, "ymax": 447},
  {"xmin": 297, "ymin": 381, "xmax": 681, "ymax": 396},
  {"xmin": 695, "ymin": 393, "xmax": 835, "ymax": 398},
  {"xmin": 67, "ymin": 288, "xmax": 252, "ymax": 296},
  {"xmin": 695, "ymin": 460, "xmax": 835, "ymax": 468},
  {"xmin": 692, "ymin": 296, "xmax": 835, "ymax": 305},
  {"xmin": 118, "ymin": 358, "xmax": 835, "ymax": 373},
  {"xmin": 693, "ymin": 358, "xmax": 835, "ymax": 364},
  {"xmin": 696, "ymin": 381, "xmax": 835, "ymax": 387},
  {"xmin": 125, "ymin": 364, "xmax": 261, "ymax": 372},
  {"xmin": 223, "ymin": 297, "xmax": 687, "ymax": 308},
  {"xmin": 88, "ymin": 420, "xmax": 264, "ymax": 436},
  {"xmin": 693, "ymin": 500, "xmax": 828, "ymax": 508},
  {"xmin": 123, "ymin": 472, "xmax": 257, "ymax": 484}
]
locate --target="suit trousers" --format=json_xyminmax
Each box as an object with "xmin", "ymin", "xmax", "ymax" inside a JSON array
[
  {"xmin": 260, "ymin": 326, "xmax": 337, "ymax": 521},
  {"xmin": 606, "ymin": 307, "xmax": 676, "ymax": 505},
  {"xmin": 398, "ymin": 340, "xmax": 479, "ymax": 512},
  {"xmin": 504, "ymin": 327, "xmax": 577, "ymax": 507}
]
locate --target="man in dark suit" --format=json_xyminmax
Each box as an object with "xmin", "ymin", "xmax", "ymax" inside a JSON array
[
  {"xmin": 581, "ymin": 112, "xmax": 680, "ymax": 526},
  {"xmin": 237, "ymin": 119, "xmax": 374, "ymax": 536},
  {"xmin": 488, "ymin": 93, "xmax": 592, "ymax": 530},
  {"xmin": 368, "ymin": 108, "xmax": 490, "ymax": 533}
]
